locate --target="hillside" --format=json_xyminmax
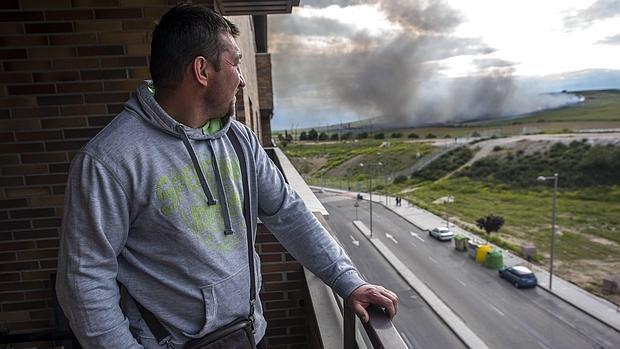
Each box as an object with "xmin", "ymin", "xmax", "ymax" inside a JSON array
[{"xmin": 281, "ymin": 127, "xmax": 620, "ymax": 306}]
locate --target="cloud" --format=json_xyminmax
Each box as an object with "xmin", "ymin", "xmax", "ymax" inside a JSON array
[
  {"xmin": 270, "ymin": 0, "xmax": 597, "ymax": 129},
  {"xmin": 597, "ymin": 32, "xmax": 620, "ymax": 45},
  {"xmin": 563, "ymin": 0, "xmax": 620, "ymax": 29},
  {"xmin": 472, "ymin": 58, "xmax": 516, "ymax": 70}
]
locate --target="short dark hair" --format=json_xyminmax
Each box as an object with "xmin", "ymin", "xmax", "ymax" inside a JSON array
[{"xmin": 150, "ymin": 4, "xmax": 240, "ymax": 90}]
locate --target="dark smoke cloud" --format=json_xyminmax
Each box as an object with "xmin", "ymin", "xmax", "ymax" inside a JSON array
[
  {"xmin": 270, "ymin": 0, "xmax": 589, "ymax": 129},
  {"xmin": 379, "ymin": 0, "xmax": 462, "ymax": 34},
  {"xmin": 270, "ymin": 14, "xmax": 358, "ymax": 38},
  {"xmin": 303, "ymin": 0, "xmax": 370, "ymax": 8},
  {"xmin": 564, "ymin": 0, "xmax": 620, "ymax": 29},
  {"xmin": 597, "ymin": 33, "xmax": 620, "ymax": 45}
]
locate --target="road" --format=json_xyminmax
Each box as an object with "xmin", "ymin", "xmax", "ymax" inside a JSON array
[
  {"xmin": 321, "ymin": 193, "xmax": 466, "ymax": 348},
  {"xmin": 318, "ymin": 191, "xmax": 620, "ymax": 349}
]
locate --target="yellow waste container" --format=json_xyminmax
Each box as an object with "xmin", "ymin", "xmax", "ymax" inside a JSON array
[{"xmin": 476, "ymin": 244, "xmax": 492, "ymax": 264}]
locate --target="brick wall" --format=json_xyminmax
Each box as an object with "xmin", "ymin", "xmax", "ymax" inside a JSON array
[
  {"xmin": 256, "ymin": 52, "xmax": 273, "ymax": 147},
  {"xmin": 257, "ymin": 223, "xmax": 316, "ymax": 349},
  {"xmin": 1, "ymin": 1, "xmax": 311, "ymax": 348}
]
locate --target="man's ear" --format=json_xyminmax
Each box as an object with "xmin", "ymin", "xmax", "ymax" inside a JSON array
[{"xmin": 192, "ymin": 56, "xmax": 210, "ymax": 87}]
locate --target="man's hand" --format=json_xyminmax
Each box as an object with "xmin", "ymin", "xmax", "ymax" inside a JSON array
[{"xmin": 347, "ymin": 284, "xmax": 399, "ymax": 323}]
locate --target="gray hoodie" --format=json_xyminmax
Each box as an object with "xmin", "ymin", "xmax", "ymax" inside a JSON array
[{"xmin": 55, "ymin": 81, "xmax": 365, "ymax": 348}]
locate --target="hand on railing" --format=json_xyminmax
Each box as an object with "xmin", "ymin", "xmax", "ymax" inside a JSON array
[{"xmin": 347, "ymin": 284, "xmax": 399, "ymax": 323}]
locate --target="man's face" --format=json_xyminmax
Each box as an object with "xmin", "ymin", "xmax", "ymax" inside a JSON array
[{"xmin": 206, "ymin": 33, "xmax": 246, "ymax": 118}]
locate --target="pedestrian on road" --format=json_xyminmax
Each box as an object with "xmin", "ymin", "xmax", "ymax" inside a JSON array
[{"xmin": 55, "ymin": 4, "xmax": 398, "ymax": 349}]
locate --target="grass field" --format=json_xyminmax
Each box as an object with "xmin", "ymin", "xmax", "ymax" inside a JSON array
[
  {"xmin": 280, "ymin": 90, "xmax": 620, "ymax": 304},
  {"xmin": 283, "ymin": 139, "xmax": 434, "ymax": 179},
  {"xmin": 481, "ymin": 90, "xmax": 620, "ymax": 125}
]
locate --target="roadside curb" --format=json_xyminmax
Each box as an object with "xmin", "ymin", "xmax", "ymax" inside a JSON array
[
  {"xmin": 315, "ymin": 186, "xmax": 620, "ymax": 333},
  {"xmin": 352, "ymin": 220, "xmax": 489, "ymax": 349}
]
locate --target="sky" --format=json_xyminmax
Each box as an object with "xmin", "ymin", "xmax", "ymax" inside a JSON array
[{"xmin": 267, "ymin": 0, "xmax": 620, "ymax": 130}]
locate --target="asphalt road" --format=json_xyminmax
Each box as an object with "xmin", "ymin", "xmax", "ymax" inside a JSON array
[
  {"xmin": 318, "ymin": 191, "xmax": 620, "ymax": 349},
  {"xmin": 321, "ymin": 194, "xmax": 466, "ymax": 348}
]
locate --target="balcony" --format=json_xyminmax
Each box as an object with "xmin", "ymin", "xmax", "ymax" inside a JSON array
[{"xmin": 260, "ymin": 147, "xmax": 408, "ymax": 348}]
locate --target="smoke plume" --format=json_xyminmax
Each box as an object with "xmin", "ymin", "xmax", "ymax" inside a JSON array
[{"xmin": 270, "ymin": 0, "xmax": 587, "ymax": 129}]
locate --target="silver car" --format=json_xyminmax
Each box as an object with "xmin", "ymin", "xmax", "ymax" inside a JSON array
[{"xmin": 429, "ymin": 227, "xmax": 455, "ymax": 241}]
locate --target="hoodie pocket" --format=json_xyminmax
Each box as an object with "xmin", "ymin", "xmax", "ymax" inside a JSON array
[{"xmin": 183, "ymin": 266, "xmax": 251, "ymax": 338}]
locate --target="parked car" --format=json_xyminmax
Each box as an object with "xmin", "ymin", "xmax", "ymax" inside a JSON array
[
  {"xmin": 499, "ymin": 265, "xmax": 538, "ymax": 288},
  {"xmin": 429, "ymin": 227, "xmax": 454, "ymax": 241}
]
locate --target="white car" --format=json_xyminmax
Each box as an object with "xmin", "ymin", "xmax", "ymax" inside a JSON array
[{"xmin": 429, "ymin": 227, "xmax": 454, "ymax": 241}]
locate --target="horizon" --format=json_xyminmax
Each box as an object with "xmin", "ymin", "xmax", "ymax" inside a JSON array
[{"xmin": 272, "ymin": 87, "xmax": 617, "ymax": 131}]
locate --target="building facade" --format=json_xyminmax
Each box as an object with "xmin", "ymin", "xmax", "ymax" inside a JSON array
[{"xmin": 0, "ymin": 1, "xmax": 315, "ymax": 348}]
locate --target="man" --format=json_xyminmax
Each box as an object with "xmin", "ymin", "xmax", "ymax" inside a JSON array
[{"xmin": 56, "ymin": 4, "xmax": 398, "ymax": 348}]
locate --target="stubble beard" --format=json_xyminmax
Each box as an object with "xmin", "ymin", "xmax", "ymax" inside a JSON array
[{"xmin": 225, "ymin": 96, "xmax": 236, "ymax": 119}]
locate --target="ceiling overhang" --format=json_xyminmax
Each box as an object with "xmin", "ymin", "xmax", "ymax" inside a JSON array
[{"xmin": 217, "ymin": 0, "xmax": 300, "ymax": 16}]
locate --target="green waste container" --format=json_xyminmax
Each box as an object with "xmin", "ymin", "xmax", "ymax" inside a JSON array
[
  {"xmin": 485, "ymin": 250, "xmax": 503, "ymax": 269},
  {"xmin": 454, "ymin": 235, "xmax": 469, "ymax": 252}
]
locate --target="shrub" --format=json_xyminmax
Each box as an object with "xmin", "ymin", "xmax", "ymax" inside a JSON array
[
  {"xmin": 330, "ymin": 133, "xmax": 339, "ymax": 141},
  {"xmin": 426, "ymin": 133, "xmax": 437, "ymax": 139},
  {"xmin": 394, "ymin": 175, "xmax": 408, "ymax": 184},
  {"xmin": 358, "ymin": 132, "xmax": 368, "ymax": 139},
  {"xmin": 413, "ymin": 146, "xmax": 474, "ymax": 181},
  {"xmin": 408, "ymin": 133, "xmax": 420, "ymax": 139},
  {"xmin": 391, "ymin": 133, "xmax": 403, "ymax": 138},
  {"xmin": 308, "ymin": 128, "xmax": 318, "ymax": 141},
  {"xmin": 374, "ymin": 133, "xmax": 385, "ymax": 139}
]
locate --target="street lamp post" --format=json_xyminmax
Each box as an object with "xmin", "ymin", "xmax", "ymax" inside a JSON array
[
  {"xmin": 360, "ymin": 162, "xmax": 382, "ymax": 238},
  {"xmin": 537, "ymin": 173, "xmax": 559, "ymax": 290},
  {"xmin": 445, "ymin": 195, "xmax": 454, "ymax": 228}
]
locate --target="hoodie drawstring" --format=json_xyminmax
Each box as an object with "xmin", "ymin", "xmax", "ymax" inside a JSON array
[
  {"xmin": 176, "ymin": 124, "xmax": 235, "ymax": 235},
  {"xmin": 206, "ymin": 141, "xmax": 235, "ymax": 235}
]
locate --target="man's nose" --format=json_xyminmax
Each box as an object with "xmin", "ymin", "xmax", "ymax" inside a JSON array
[{"xmin": 238, "ymin": 67, "xmax": 246, "ymax": 88}]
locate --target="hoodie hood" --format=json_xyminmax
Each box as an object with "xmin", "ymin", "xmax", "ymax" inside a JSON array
[
  {"xmin": 126, "ymin": 80, "xmax": 233, "ymax": 140},
  {"xmin": 127, "ymin": 80, "xmax": 237, "ymax": 235}
]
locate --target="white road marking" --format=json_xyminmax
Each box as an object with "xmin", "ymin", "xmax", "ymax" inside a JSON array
[
  {"xmin": 410, "ymin": 231, "xmax": 425, "ymax": 242},
  {"xmin": 385, "ymin": 233, "xmax": 399, "ymax": 244},
  {"xmin": 537, "ymin": 340, "xmax": 551, "ymax": 349},
  {"xmin": 489, "ymin": 304, "xmax": 505, "ymax": 317},
  {"xmin": 350, "ymin": 235, "xmax": 359, "ymax": 246},
  {"xmin": 428, "ymin": 256, "xmax": 438, "ymax": 264},
  {"xmin": 400, "ymin": 332, "xmax": 413, "ymax": 348},
  {"xmin": 456, "ymin": 279, "xmax": 466, "ymax": 287}
]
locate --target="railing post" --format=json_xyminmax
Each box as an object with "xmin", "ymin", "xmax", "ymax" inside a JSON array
[{"xmin": 344, "ymin": 304, "xmax": 357, "ymax": 349}]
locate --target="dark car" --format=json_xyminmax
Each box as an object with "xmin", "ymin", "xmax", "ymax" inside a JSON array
[{"xmin": 499, "ymin": 265, "xmax": 538, "ymax": 288}]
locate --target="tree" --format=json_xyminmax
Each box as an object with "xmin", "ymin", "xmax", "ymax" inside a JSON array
[
  {"xmin": 330, "ymin": 133, "xmax": 339, "ymax": 141},
  {"xmin": 476, "ymin": 214, "xmax": 505, "ymax": 235},
  {"xmin": 299, "ymin": 131, "xmax": 308, "ymax": 141},
  {"xmin": 308, "ymin": 128, "xmax": 318, "ymax": 141},
  {"xmin": 358, "ymin": 132, "xmax": 368, "ymax": 139},
  {"xmin": 391, "ymin": 132, "xmax": 403, "ymax": 138},
  {"xmin": 318, "ymin": 132, "xmax": 328, "ymax": 141},
  {"xmin": 408, "ymin": 133, "xmax": 419, "ymax": 139},
  {"xmin": 374, "ymin": 133, "xmax": 385, "ymax": 139}
]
